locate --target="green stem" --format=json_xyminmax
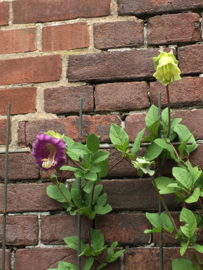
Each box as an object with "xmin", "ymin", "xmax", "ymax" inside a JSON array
[
  {"xmin": 68, "ymin": 156, "xmax": 88, "ymax": 172},
  {"xmin": 152, "ymin": 176, "xmax": 178, "ymax": 233},
  {"xmin": 89, "ymin": 183, "xmax": 96, "ymax": 248},
  {"xmin": 166, "ymin": 85, "xmax": 171, "ymax": 138}
]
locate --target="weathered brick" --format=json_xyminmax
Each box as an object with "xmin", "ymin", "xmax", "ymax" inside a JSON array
[
  {"xmin": 190, "ymin": 144, "xmax": 203, "ymax": 170},
  {"xmin": 41, "ymin": 215, "xmax": 89, "ymax": 244},
  {"xmin": 125, "ymin": 113, "xmax": 147, "ymax": 142},
  {"xmin": 94, "ymin": 20, "xmax": 144, "ymax": 49},
  {"xmin": 13, "ymin": 0, "xmax": 111, "ymax": 24},
  {"xmin": 0, "ymin": 2, "xmax": 9, "ymax": 26},
  {"xmin": 118, "ymin": 0, "xmax": 203, "ymax": 16},
  {"xmin": 0, "ymin": 183, "xmax": 62, "ymax": 213},
  {"xmin": 0, "ymin": 28, "xmax": 36, "ymax": 55},
  {"xmin": 0, "ymin": 216, "xmax": 38, "ymax": 246},
  {"xmin": 124, "ymin": 247, "xmax": 200, "ymax": 270},
  {"xmin": 0, "ymin": 55, "xmax": 61, "ymax": 85},
  {"xmin": 172, "ymin": 109, "xmax": 203, "ymax": 140},
  {"xmin": 95, "ymin": 214, "xmax": 149, "ymax": 245},
  {"xmin": 0, "ymin": 87, "xmax": 36, "ymax": 115},
  {"xmin": 179, "ymin": 44, "xmax": 203, "ymax": 75},
  {"xmin": 148, "ymin": 13, "xmax": 200, "ymax": 45},
  {"xmin": 95, "ymin": 82, "xmax": 149, "ymax": 111},
  {"xmin": 18, "ymin": 115, "xmax": 122, "ymax": 146},
  {"xmin": 44, "ymin": 86, "xmax": 93, "ymax": 114},
  {"xmin": 0, "ymin": 250, "xmax": 10, "ymax": 270},
  {"xmin": 150, "ymin": 77, "xmax": 203, "ymax": 108},
  {"xmin": 15, "ymin": 248, "xmax": 120, "ymax": 270},
  {"xmin": 0, "ymin": 119, "xmax": 11, "ymax": 145},
  {"xmin": 42, "ymin": 23, "xmax": 89, "ymax": 52},
  {"xmin": 0, "ymin": 153, "xmax": 39, "ymax": 180},
  {"xmin": 68, "ymin": 48, "xmax": 171, "ymax": 82},
  {"xmin": 102, "ymin": 180, "xmax": 180, "ymax": 211}
]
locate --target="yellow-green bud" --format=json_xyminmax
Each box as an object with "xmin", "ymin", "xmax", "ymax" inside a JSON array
[{"xmin": 153, "ymin": 50, "xmax": 181, "ymax": 86}]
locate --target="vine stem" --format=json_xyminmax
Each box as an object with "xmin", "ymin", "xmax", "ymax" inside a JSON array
[
  {"xmin": 68, "ymin": 156, "xmax": 88, "ymax": 172},
  {"xmin": 152, "ymin": 176, "xmax": 178, "ymax": 233},
  {"xmin": 109, "ymin": 157, "xmax": 123, "ymax": 171},
  {"xmin": 166, "ymin": 85, "xmax": 171, "ymax": 138}
]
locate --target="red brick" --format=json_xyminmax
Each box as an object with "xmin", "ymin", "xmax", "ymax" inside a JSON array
[
  {"xmin": 190, "ymin": 144, "xmax": 203, "ymax": 170},
  {"xmin": 68, "ymin": 48, "xmax": 173, "ymax": 82},
  {"xmin": 0, "ymin": 153, "xmax": 39, "ymax": 180},
  {"xmin": 0, "ymin": 28, "xmax": 36, "ymax": 55},
  {"xmin": 0, "ymin": 216, "xmax": 38, "ymax": 245},
  {"xmin": 44, "ymin": 86, "xmax": 93, "ymax": 114},
  {"xmin": 42, "ymin": 23, "xmax": 89, "ymax": 52},
  {"xmin": 0, "ymin": 55, "xmax": 61, "ymax": 85},
  {"xmin": 148, "ymin": 13, "xmax": 200, "ymax": 45},
  {"xmin": 15, "ymin": 248, "xmax": 120, "ymax": 270},
  {"xmin": 102, "ymin": 180, "xmax": 180, "ymax": 211},
  {"xmin": 13, "ymin": 0, "xmax": 111, "ymax": 24},
  {"xmin": 179, "ymin": 44, "xmax": 203, "ymax": 75},
  {"xmin": 124, "ymin": 247, "xmax": 201, "ymax": 270},
  {"xmin": 0, "ymin": 119, "xmax": 11, "ymax": 145},
  {"xmin": 18, "ymin": 115, "xmax": 122, "ymax": 146},
  {"xmin": 0, "ymin": 87, "xmax": 36, "ymax": 115},
  {"xmin": 94, "ymin": 20, "xmax": 144, "ymax": 49},
  {"xmin": 41, "ymin": 215, "xmax": 89, "ymax": 245},
  {"xmin": 95, "ymin": 214, "xmax": 149, "ymax": 245},
  {"xmin": 0, "ymin": 183, "xmax": 62, "ymax": 213},
  {"xmin": 95, "ymin": 82, "xmax": 149, "ymax": 111},
  {"xmin": 118, "ymin": 0, "xmax": 203, "ymax": 16},
  {"xmin": 150, "ymin": 77, "xmax": 203, "ymax": 108},
  {"xmin": 0, "ymin": 250, "xmax": 10, "ymax": 270},
  {"xmin": 125, "ymin": 113, "xmax": 147, "ymax": 142},
  {"xmin": 0, "ymin": 2, "xmax": 9, "ymax": 26},
  {"xmin": 172, "ymin": 109, "xmax": 203, "ymax": 140}
]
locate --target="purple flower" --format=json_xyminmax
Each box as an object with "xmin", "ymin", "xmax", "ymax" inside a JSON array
[{"xmin": 32, "ymin": 132, "xmax": 67, "ymax": 171}]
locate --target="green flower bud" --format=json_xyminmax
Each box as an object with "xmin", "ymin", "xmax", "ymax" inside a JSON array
[
  {"xmin": 132, "ymin": 157, "xmax": 155, "ymax": 177},
  {"xmin": 153, "ymin": 50, "xmax": 181, "ymax": 86}
]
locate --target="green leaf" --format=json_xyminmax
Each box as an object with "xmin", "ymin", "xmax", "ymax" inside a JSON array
[
  {"xmin": 56, "ymin": 261, "xmax": 77, "ymax": 270},
  {"xmin": 174, "ymin": 124, "xmax": 198, "ymax": 153},
  {"xmin": 145, "ymin": 105, "xmax": 159, "ymax": 128},
  {"xmin": 91, "ymin": 228, "xmax": 104, "ymax": 251},
  {"xmin": 92, "ymin": 245, "xmax": 107, "ymax": 256},
  {"xmin": 193, "ymin": 244, "xmax": 203, "ymax": 254},
  {"xmin": 90, "ymin": 165, "xmax": 101, "ymax": 173},
  {"xmin": 79, "ymin": 245, "xmax": 92, "ymax": 257},
  {"xmin": 86, "ymin": 134, "xmax": 100, "ymax": 154},
  {"xmin": 178, "ymin": 134, "xmax": 192, "ymax": 159},
  {"xmin": 47, "ymin": 183, "xmax": 71, "ymax": 203},
  {"xmin": 144, "ymin": 227, "xmax": 162, "ymax": 233},
  {"xmin": 96, "ymin": 193, "xmax": 107, "ymax": 207},
  {"xmin": 71, "ymin": 188, "xmax": 83, "ymax": 208},
  {"xmin": 92, "ymin": 151, "xmax": 109, "ymax": 164},
  {"xmin": 77, "ymin": 206, "xmax": 92, "ymax": 218},
  {"xmin": 131, "ymin": 128, "xmax": 145, "ymax": 156},
  {"xmin": 69, "ymin": 142, "xmax": 90, "ymax": 157},
  {"xmin": 95, "ymin": 204, "xmax": 112, "ymax": 215},
  {"xmin": 96, "ymin": 263, "xmax": 107, "ymax": 270},
  {"xmin": 83, "ymin": 257, "xmax": 94, "ymax": 270},
  {"xmin": 64, "ymin": 236, "xmax": 78, "ymax": 251},
  {"xmin": 172, "ymin": 258, "xmax": 195, "ymax": 270},
  {"xmin": 185, "ymin": 187, "xmax": 200, "ymax": 203},
  {"xmin": 60, "ymin": 165, "xmax": 78, "ymax": 171},
  {"xmin": 155, "ymin": 177, "xmax": 180, "ymax": 194},
  {"xmin": 106, "ymin": 242, "xmax": 125, "ymax": 263},
  {"xmin": 85, "ymin": 171, "xmax": 97, "ymax": 181},
  {"xmin": 110, "ymin": 124, "xmax": 129, "ymax": 146},
  {"xmin": 188, "ymin": 165, "xmax": 202, "ymax": 186},
  {"xmin": 180, "ymin": 208, "xmax": 197, "ymax": 239},
  {"xmin": 97, "ymin": 159, "xmax": 109, "ymax": 177},
  {"xmin": 144, "ymin": 142, "xmax": 163, "ymax": 160},
  {"xmin": 173, "ymin": 167, "xmax": 193, "ymax": 190},
  {"xmin": 146, "ymin": 213, "xmax": 162, "ymax": 228},
  {"xmin": 160, "ymin": 212, "xmax": 174, "ymax": 233},
  {"xmin": 83, "ymin": 181, "xmax": 94, "ymax": 193},
  {"xmin": 63, "ymin": 136, "xmax": 75, "ymax": 148},
  {"xmin": 180, "ymin": 240, "xmax": 190, "ymax": 256},
  {"xmin": 154, "ymin": 138, "xmax": 177, "ymax": 161}
]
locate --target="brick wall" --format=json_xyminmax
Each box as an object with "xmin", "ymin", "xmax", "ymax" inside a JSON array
[{"xmin": 0, "ymin": 0, "xmax": 203, "ymax": 269}]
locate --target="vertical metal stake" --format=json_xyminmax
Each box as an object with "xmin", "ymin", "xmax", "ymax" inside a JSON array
[
  {"xmin": 158, "ymin": 93, "xmax": 163, "ymax": 270},
  {"xmin": 2, "ymin": 103, "xmax": 11, "ymax": 270},
  {"xmin": 78, "ymin": 98, "xmax": 83, "ymax": 270}
]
